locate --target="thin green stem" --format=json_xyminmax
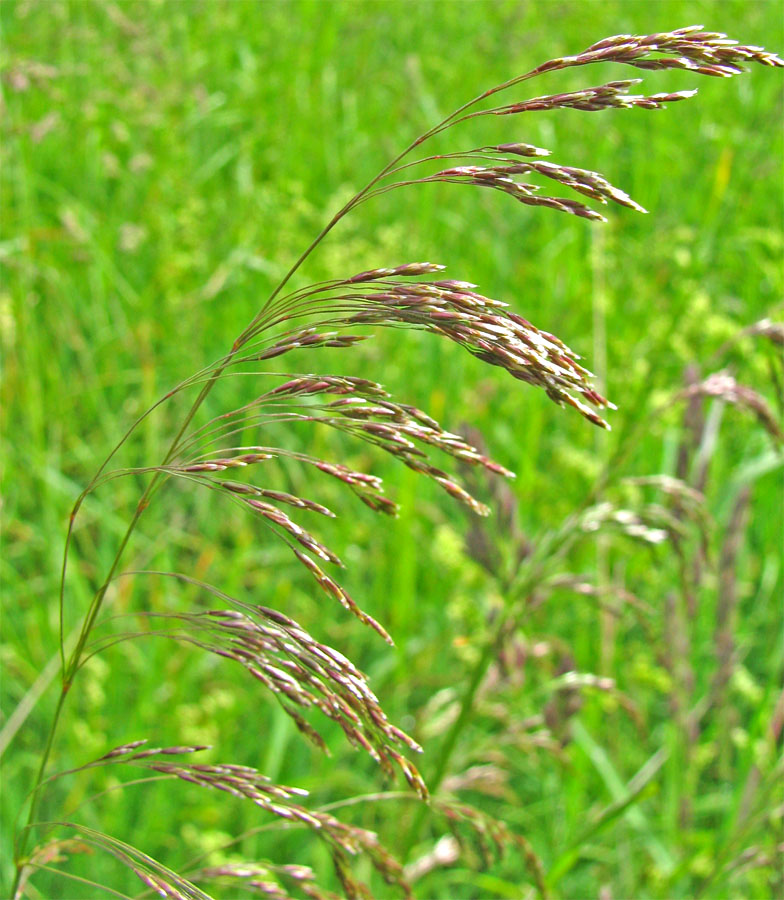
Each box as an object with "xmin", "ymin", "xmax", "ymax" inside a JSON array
[
  {"xmin": 402, "ymin": 524, "xmax": 586, "ymax": 859},
  {"xmin": 11, "ymin": 686, "xmax": 67, "ymax": 897},
  {"xmin": 239, "ymin": 64, "xmax": 545, "ymax": 342},
  {"xmin": 403, "ymin": 617, "xmax": 507, "ymax": 861},
  {"xmin": 64, "ymin": 355, "xmax": 235, "ymax": 687},
  {"xmin": 435, "ymin": 625, "xmax": 506, "ymax": 795},
  {"xmin": 56, "ymin": 356, "xmax": 226, "ymax": 670}
]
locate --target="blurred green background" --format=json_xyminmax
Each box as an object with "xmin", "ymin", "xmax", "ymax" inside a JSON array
[{"xmin": 2, "ymin": 1, "xmax": 783, "ymax": 897}]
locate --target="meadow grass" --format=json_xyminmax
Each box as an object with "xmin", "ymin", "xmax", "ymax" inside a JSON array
[{"xmin": 2, "ymin": 1, "xmax": 783, "ymax": 897}]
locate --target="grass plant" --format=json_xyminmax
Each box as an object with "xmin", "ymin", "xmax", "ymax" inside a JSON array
[{"xmin": 2, "ymin": 4, "xmax": 783, "ymax": 899}]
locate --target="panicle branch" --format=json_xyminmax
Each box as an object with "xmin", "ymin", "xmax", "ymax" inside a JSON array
[{"xmin": 91, "ymin": 581, "xmax": 426, "ymax": 795}]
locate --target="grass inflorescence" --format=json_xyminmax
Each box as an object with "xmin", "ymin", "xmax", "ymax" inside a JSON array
[{"xmin": 3, "ymin": 8, "xmax": 783, "ymax": 899}]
